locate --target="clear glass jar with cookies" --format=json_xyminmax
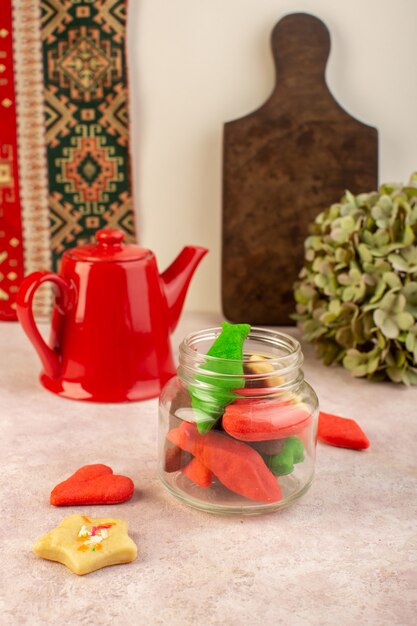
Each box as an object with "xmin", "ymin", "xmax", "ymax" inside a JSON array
[{"xmin": 158, "ymin": 324, "xmax": 319, "ymax": 515}]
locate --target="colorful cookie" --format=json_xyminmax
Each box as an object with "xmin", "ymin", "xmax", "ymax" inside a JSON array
[
  {"xmin": 318, "ymin": 411, "xmax": 370, "ymax": 450},
  {"xmin": 164, "ymin": 444, "xmax": 192, "ymax": 473},
  {"xmin": 222, "ymin": 398, "xmax": 311, "ymax": 441},
  {"xmin": 33, "ymin": 514, "xmax": 137, "ymax": 575},
  {"xmin": 168, "ymin": 421, "xmax": 282, "ymax": 503},
  {"xmin": 182, "ymin": 457, "xmax": 213, "ymax": 488},
  {"xmin": 190, "ymin": 322, "xmax": 251, "ymax": 433},
  {"xmin": 50, "ymin": 464, "xmax": 134, "ymax": 506},
  {"xmin": 243, "ymin": 354, "xmax": 284, "ymax": 388},
  {"xmin": 265, "ymin": 436, "xmax": 305, "ymax": 476}
]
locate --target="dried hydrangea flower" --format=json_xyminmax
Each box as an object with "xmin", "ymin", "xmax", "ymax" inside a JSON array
[{"xmin": 293, "ymin": 174, "xmax": 417, "ymax": 384}]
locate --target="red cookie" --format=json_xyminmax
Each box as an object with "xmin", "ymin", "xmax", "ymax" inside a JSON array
[
  {"xmin": 318, "ymin": 411, "xmax": 370, "ymax": 450},
  {"xmin": 50, "ymin": 464, "xmax": 134, "ymax": 506},
  {"xmin": 182, "ymin": 457, "xmax": 213, "ymax": 488},
  {"xmin": 223, "ymin": 398, "xmax": 311, "ymax": 441}
]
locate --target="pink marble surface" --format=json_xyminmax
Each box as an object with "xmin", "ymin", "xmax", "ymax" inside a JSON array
[{"xmin": 0, "ymin": 312, "xmax": 416, "ymax": 625}]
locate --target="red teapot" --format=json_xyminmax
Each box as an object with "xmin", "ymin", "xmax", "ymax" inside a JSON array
[{"xmin": 16, "ymin": 230, "xmax": 207, "ymax": 402}]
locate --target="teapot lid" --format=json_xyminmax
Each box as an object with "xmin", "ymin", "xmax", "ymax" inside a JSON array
[{"xmin": 66, "ymin": 229, "xmax": 151, "ymax": 263}]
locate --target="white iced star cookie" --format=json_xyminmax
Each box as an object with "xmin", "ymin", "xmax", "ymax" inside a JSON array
[{"xmin": 33, "ymin": 514, "xmax": 137, "ymax": 575}]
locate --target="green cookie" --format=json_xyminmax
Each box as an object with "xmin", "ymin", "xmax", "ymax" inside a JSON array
[
  {"xmin": 266, "ymin": 436, "xmax": 305, "ymax": 476},
  {"xmin": 190, "ymin": 322, "xmax": 251, "ymax": 433}
]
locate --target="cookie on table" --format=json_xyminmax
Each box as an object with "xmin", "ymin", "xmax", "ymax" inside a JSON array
[
  {"xmin": 50, "ymin": 464, "xmax": 134, "ymax": 506},
  {"xmin": 33, "ymin": 514, "xmax": 137, "ymax": 575}
]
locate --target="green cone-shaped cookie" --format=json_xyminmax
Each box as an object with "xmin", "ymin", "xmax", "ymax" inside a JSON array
[{"xmin": 190, "ymin": 322, "xmax": 251, "ymax": 433}]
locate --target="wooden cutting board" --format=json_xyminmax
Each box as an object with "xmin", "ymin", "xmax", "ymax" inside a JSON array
[{"xmin": 222, "ymin": 13, "xmax": 378, "ymax": 325}]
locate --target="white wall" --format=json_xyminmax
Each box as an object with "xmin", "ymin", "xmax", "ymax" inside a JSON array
[{"xmin": 128, "ymin": 0, "xmax": 417, "ymax": 313}]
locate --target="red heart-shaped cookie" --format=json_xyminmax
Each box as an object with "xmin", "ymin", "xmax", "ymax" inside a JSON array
[{"xmin": 50, "ymin": 464, "xmax": 134, "ymax": 506}]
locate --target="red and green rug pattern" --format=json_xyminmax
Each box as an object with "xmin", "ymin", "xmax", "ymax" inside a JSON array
[
  {"xmin": 1, "ymin": 0, "xmax": 136, "ymax": 319},
  {"xmin": 41, "ymin": 0, "xmax": 136, "ymax": 267}
]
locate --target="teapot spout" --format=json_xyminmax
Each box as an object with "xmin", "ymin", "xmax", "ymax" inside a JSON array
[{"xmin": 161, "ymin": 246, "xmax": 208, "ymax": 332}]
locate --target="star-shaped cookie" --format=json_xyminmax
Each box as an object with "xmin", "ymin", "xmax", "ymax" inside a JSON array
[{"xmin": 33, "ymin": 514, "xmax": 137, "ymax": 575}]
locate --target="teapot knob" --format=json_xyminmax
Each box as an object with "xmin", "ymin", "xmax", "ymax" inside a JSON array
[{"xmin": 96, "ymin": 229, "xmax": 125, "ymax": 246}]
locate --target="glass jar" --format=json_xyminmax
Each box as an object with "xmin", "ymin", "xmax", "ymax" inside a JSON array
[{"xmin": 158, "ymin": 327, "xmax": 319, "ymax": 515}]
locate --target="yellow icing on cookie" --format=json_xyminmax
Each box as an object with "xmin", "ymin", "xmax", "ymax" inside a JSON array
[{"xmin": 33, "ymin": 514, "xmax": 137, "ymax": 576}]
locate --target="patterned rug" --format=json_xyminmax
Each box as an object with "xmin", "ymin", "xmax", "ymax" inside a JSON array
[{"xmin": 0, "ymin": 0, "xmax": 136, "ymax": 319}]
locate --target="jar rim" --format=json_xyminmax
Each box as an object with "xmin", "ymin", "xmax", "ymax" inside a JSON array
[{"xmin": 179, "ymin": 326, "xmax": 303, "ymax": 373}]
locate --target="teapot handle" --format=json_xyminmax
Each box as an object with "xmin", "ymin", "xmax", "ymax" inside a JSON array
[{"xmin": 16, "ymin": 271, "xmax": 74, "ymax": 379}]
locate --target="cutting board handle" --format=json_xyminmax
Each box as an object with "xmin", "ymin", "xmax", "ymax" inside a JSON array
[{"xmin": 271, "ymin": 13, "xmax": 330, "ymax": 88}]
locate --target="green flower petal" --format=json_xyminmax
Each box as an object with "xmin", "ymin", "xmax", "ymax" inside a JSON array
[
  {"xmin": 381, "ymin": 317, "xmax": 399, "ymax": 339},
  {"xmin": 396, "ymin": 312, "xmax": 414, "ymax": 331}
]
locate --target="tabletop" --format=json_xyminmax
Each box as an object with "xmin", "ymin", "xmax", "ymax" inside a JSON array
[{"xmin": 0, "ymin": 311, "xmax": 416, "ymax": 626}]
